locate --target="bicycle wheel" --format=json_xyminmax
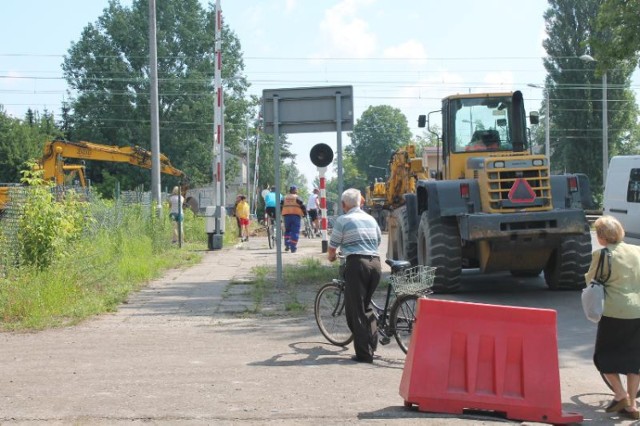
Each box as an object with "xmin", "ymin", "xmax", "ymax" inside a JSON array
[
  {"xmin": 600, "ymin": 373, "xmax": 640, "ymax": 398},
  {"xmin": 390, "ymin": 294, "xmax": 419, "ymax": 354},
  {"xmin": 314, "ymin": 282, "xmax": 354, "ymax": 346},
  {"xmin": 267, "ymin": 223, "xmax": 274, "ymax": 249},
  {"xmin": 305, "ymin": 219, "xmax": 313, "ymax": 239}
]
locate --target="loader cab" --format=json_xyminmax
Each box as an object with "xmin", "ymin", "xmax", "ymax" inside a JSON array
[
  {"xmin": 418, "ymin": 91, "xmax": 539, "ymax": 181},
  {"xmin": 441, "ymin": 91, "xmax": 530, "ymax": 180}
]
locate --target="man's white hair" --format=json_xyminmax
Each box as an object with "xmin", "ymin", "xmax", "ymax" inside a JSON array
[{"xmin": 341, "ymin": 188, "xmax": 361, "ymax": 210}]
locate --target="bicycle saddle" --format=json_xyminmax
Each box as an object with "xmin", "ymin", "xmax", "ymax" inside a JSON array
[{"xmin": 385, "ymin": 259, "xmax": 412, "ymax": 274}]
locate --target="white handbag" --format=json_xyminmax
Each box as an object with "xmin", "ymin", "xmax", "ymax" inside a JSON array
[{"xmin": 581, "ymin": 248, "xmax": 611, "ymax": 323}]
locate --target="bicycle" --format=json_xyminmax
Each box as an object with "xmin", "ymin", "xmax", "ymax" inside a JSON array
[
  {"xmin": 303, "ymin": 215, "xmax": 314, "ymax": 239},
  {"xmin": 314, "ymin": 256, "xmax": 435, "ymax": 354},
  {"xmin": 264, "ymin": 213, "xmax": 276, "ymax": 249}
]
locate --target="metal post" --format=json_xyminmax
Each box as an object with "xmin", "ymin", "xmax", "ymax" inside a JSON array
[
  {"xmin": 148, "ymin": 0, "xmax": 162, "ymax": 212},
  {"xmin": 602, "ymin": 72, "xmax": 608, "ymax": 185},
  {"xmin": 335, "ymin": 91, "xmax": 343, "ymax": 215},
  {"xmin": 252, "ymin": 130, "xmax": 260, "ymax": 216},
  {"xmin": 273, "ymin": 95, "xmax": 283, "ymax": 288},
  {"xmin": 544, "ymin": 90, "xmax": 550, "ymax": 164}
]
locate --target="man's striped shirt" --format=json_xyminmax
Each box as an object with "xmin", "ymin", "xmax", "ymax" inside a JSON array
[{"xmin": 329, "ymin": 207, "xmax": 381, "ymax": 256}]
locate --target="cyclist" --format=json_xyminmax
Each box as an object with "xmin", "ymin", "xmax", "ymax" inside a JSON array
[
  {"xmin": 306, "ymin": 188, "xmax": 320, "ymax": 236},
  {"xmin": 327, "ymin": 188, "xmax": 382, "ymax": 363},
  {"xmin": 263, "ymin": 186, "xmax": 281, "ymax": 223},
  {"xmin": 281, "ymin": 185, "xmax": 306, "ymax": 253}
]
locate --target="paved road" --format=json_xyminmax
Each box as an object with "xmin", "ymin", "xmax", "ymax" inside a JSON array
[{"xmin": 0, "ymin": 234, "xmax": 634, "ymax": 424}]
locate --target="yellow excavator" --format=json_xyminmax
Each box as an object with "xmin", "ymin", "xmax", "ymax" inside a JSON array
[
  {"xmin": 1, "ymin": 139, "xmax": 188, "ymax": 212},
  {"xmin": 365, "ymin": 144, "xmax": 429, "ymax": 232}
]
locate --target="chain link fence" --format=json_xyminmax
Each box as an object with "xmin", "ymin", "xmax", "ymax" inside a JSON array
[{"xmin": 0, "ymin": 185, "xmax": 167, "ymax": 276}]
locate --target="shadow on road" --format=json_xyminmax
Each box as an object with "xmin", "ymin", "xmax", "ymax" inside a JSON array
[{"xmin": 248, "ymin": 341, "xmax": 405, "ymax": 370}]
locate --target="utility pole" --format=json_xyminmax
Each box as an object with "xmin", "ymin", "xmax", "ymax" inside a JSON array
[
  {"xmin": 149, "ymin": 0, "xmax": 162, "ymax": 211},
  {"xmin": 580, "ymin": 54, "xmax": 609, "ymax": 186},
  {"xmin": 209, "ymin": 0, "xmax": 225, "ymax": 249},
  {"xmin": 527, "ymin": 83, "xmax": 550, "ymax": 166}
]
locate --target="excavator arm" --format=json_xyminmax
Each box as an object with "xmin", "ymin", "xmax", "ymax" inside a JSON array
[{"xmin": 39, "ymin": 139, "xmax": 188, "ymax": 186}]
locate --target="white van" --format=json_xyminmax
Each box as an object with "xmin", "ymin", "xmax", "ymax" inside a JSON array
[{"xmin": 603, "ymin": 156, "xmax": 640, "ymax": 244}]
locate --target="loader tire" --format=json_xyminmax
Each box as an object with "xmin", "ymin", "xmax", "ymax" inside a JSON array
[
  {"xmin": 417, "ymin": 211, "xmax": 461, "ymax": 293},
  {"xmin": 395, "ymin": 206, "xmax": 418, "ymax": 265},
  {"xmin": 543, "ymin": 231, "xmax": 591, "ymax": 290}
]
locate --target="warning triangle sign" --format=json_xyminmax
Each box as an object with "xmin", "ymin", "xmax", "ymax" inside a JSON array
[{"xmin": 508, "ymin": 178, "xmax": 536, "ymax": 203}]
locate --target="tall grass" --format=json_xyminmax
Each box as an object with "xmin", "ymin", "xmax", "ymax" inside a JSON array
[{"xmin": 0, "ymin": 198, "xmax": 206, "ymax": 331}]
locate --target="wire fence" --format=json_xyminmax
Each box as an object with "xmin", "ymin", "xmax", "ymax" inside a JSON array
[{"xmin": 0, "ymin": 185, "xmax": 167, "ymax": 276}]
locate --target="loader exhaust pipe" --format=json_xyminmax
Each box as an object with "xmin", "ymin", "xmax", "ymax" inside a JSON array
[{"xmin": 510, "ymin": 90, "xmax": 525, "ymax": 152}]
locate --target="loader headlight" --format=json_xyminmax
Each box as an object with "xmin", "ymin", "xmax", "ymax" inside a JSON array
[
  {"xmin": 532, "ymin": 159, "xmax": 544, "ymax": 167},
  {"xmin": 493, "ymin": 161, "xmax": 505, "ymax": 168}
]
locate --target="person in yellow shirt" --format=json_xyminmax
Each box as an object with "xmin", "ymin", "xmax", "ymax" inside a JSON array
[{"xmin": 235, "ymin": 195, "xmax": 250, "ymax": 242}]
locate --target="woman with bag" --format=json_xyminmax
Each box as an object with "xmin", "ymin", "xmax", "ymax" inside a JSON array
[{"xmin": 587, "ymin": 216, "xmax": 640, "ymax": 419}]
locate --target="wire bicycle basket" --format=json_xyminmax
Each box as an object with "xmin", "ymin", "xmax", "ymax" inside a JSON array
[{"xmin": 390, "ymin": 265, "xmax": 436, "ymax": 295}]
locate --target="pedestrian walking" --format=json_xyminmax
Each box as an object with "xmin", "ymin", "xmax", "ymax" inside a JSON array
[
  {"xmin": 587, "ymin": 215, "xmax": 640, "ymax": 419},
  {"xmin": 168, "ymin": 186, "xmax": 185, "ymax": 244},
  {"xmin": 280, "ymin": 185, "xmax": 306, "ymax": 253},
  {"xmin": 235, "ymin": 195, "xmax": 250, "ymax": 242},
  {"xmin": 233, "ymin": 194, "xmax": 243, "ymax": 238}
]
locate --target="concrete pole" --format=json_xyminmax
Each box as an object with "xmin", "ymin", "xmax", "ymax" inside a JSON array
[
  {"xmin": 148, "ymin": 0, "xmax": 162, "ymax": 212},
  {"xmin": 212, "ymin": 0, "xmax": 223, "ymax": 237}
]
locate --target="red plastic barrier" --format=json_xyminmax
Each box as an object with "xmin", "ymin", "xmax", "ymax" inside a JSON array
[{"xmin": 399, "ymin": 299, "xmax": 582, "ymax": 424}]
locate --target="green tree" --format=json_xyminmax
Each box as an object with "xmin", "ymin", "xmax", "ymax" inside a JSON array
[
  {"xmin": 591, "ymin": 0, "xmax": 640, "ymax": 73},
  {"xmin": 0, "ymin": 106, "xmax": 62, "ymax": 183},
  {"xmin": 542, "ymin": 0, "xmax": 638, "ymax": 192},
  {"xmin": 347, "ymin": 105, "xmax": 412, "ymax": 182},
  {"xmin": 62, "ymin": 0, "xmax": 251, "ymax": 193},
  {"xmin": 330, "ymin": 150, "xmax": 368, "ymax": 193},
  {"xmin": 251, "ymin": 130, "xmax": 298, "ymax": 216}
]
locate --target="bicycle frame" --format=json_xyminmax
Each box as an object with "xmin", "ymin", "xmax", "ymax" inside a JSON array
[
  {"xmin": 334, "ymin": 274, "xmax": 399, "ymax": 342},
  {"xmin": 372, "ymin": 284, "xmax": 394, "ymax": 334}
]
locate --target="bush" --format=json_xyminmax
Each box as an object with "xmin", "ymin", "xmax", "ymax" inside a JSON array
[{"xmin": 0, "ymin": 191, "xmax": 205, "ymax": 330}]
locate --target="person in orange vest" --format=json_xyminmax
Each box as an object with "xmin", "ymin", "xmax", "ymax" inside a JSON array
[{"xmin": 280, "ymin": 185, "xmax": 307, "ymax": 253}]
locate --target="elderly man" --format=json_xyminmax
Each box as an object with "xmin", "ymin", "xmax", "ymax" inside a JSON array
[{"xmin": 327, "ymin": 188, "xmax": 382, "ymax": 363}]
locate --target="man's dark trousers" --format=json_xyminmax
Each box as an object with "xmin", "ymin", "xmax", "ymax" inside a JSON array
[{"xmin": 344, "ymin": 255, "xmax": 381, "ymax": 361}]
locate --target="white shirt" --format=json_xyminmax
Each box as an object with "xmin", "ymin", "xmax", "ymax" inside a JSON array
[
  {"xmin": 169, "ymin": 194, "xmax": 184, "ymax": 214},
  {"xmin": 306, "ymin": 193, "xmax": 319, "ymax": 210}
]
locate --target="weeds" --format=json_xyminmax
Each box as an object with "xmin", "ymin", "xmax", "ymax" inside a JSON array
[
  {"xmin": 0, "ymin": 199, "xmax": 206, "ymax": 331},
  {"xmin": 239, "ymin": 257, "xmax": 337, "ymax": 315}
]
